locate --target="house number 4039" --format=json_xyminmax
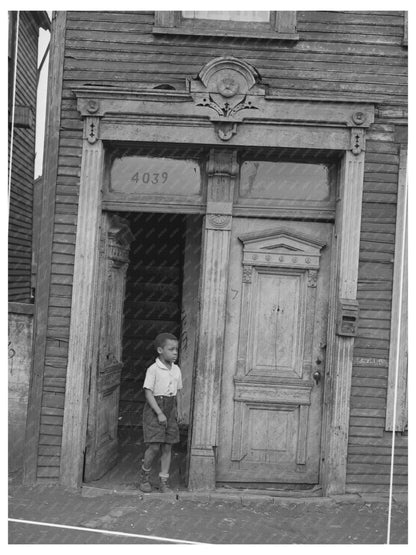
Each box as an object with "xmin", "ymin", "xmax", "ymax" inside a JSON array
[{"xmin": 131, "ymin": 171, "xmax": 168, "ymax": 185}]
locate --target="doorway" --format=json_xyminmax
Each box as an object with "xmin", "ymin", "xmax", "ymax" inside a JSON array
[{"xmin": 83, "ymin": 211, "xmax": 202, "ymax": 489}]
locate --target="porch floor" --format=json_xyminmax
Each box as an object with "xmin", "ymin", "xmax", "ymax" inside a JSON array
[{"xmin": 83, "ymin": 428, "xmax": 188, "ymax": 492}]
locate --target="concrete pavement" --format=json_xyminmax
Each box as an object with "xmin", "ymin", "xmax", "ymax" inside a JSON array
[{"xmin": 8, "ymin": 480, "xmax": 408, "ymax": 544}]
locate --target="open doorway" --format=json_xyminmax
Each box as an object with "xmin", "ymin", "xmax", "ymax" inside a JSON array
[{"xmin": 83, "ymin": 211, "xmax": 202, "ymax": 490}]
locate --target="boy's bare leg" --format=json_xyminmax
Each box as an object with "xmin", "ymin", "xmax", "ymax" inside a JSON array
[
  {"xmin": 143, "ymin": 443, "xmax": 160, "ymax": 470},
  {"xmin": 160, "ymin": 443, "xmax": 172, "ymax": 476}
]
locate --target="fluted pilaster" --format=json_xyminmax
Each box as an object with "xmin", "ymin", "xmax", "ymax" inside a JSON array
[
  {"xmin": 60, "ymin": 131, "xmax": 103, "ymax": 488},
  {"xmin": 188, "ymin": 149, "xmax": 237, "ymax": 490}
]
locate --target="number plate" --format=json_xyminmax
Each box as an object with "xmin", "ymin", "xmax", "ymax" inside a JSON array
[{"xmin": 110, "ymin": 156, "xmax": 201, "ymax": 196}]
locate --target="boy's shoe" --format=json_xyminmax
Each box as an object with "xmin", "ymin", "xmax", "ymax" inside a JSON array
[
  {"xmin": 138, "ymin": 467, "xmax": 152, "ymax": 493},
  {"xmin": 159, "ymin": 477, "xmax": 173, "ymax": 493}
]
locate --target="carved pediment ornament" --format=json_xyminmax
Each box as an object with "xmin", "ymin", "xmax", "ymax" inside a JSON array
[
  {"xmin": 239, "ymin": 228, "xmax": 326, "ymax": 270},
  {"xmin": 190, "ymin": 57, "xmax": 265, "ymax": 141}
]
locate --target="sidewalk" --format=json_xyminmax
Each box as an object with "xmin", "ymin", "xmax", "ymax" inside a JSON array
[{"xmin": 8, "ymin": 480, "xmax": 408, "ymax": 544}]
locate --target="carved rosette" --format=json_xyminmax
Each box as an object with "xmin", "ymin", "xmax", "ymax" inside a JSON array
[{"xmin": 206, "ymin": 214, "xmax": 232, "ymax": 230}]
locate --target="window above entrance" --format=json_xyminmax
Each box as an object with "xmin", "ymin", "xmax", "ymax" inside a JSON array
[
  {"xmin": 153, "ymin": 11, "xmax": 298, "ymax": 41},
  {"xmin": 239, "ymin": 161, "xmax": 331, "ymax": 202},
  {"xmin": 235, "ymin": 152, "xmax": 338, "ymax": 219},
  {"xmin": 182, "ymin": 11, "xmax": 270, "ymax": 23}
]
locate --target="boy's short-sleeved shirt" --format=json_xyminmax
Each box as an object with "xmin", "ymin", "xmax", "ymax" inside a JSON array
[{"xmin": 143, "ymin": 358, "xmax": 183, "ymax": 396}]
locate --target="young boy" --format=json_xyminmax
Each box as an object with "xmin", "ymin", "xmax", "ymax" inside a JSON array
[{"xmin": 139, "ymin": 332, "xmax": 183, "ymax": 493}]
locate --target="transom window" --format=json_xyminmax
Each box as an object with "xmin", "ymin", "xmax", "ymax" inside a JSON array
[{"xmin": 239, "ymin": 161, "xmax": 331, "ymax": 201}]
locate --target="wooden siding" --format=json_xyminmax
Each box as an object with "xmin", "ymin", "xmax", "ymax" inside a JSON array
[
  {"xmin": 37, "ymin": 11, "xmax": 407, "ymax": 488},
  {"xmin": 347, "ymin": 112, "xmax": 407, "ymax": 492},
  {"xmin": 8, "ymin": 12, "xmax": 40, "ymax": 302}
]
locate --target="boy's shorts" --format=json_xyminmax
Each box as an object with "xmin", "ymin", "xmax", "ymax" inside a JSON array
[{"xmin": 143, "ymin": 395, "xmax": 180, "ymax": 444}]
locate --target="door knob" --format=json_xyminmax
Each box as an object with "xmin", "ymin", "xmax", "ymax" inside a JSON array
[{"xmin": 313, "ymin": 370, "xmax": 321, "ymax": 385}]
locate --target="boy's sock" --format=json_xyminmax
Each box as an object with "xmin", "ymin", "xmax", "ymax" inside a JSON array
[{"xmin": 159, "ymin": 473, "xmax": 172, "ymax": 493}]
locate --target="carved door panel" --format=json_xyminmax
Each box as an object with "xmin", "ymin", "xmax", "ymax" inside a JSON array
[
  {"xmin": 217, "ymin": 218, "xmax": 332, "ymax": 484},
  {"xmin": 84, "ymin": 214, "xmax": 133, "ymax": 482}
]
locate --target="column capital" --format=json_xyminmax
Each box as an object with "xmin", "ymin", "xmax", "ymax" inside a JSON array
[
  {"xmin": 206, "ymin": 149, "xmax": 238, "ymax": 216},
  {"xmin": 207, "ymin": 149, "xmax": 239, "ymax": 177}
]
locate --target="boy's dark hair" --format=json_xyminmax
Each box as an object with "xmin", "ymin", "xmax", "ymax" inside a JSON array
[{"xmin": 154, "ymin": 332, "xmax": 178, "ymax": 350}]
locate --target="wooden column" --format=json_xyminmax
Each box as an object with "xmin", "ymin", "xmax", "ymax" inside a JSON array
[
  {"xmin": 188, "ymin": 149, "xmax": 237, "ymax": 490},
  {"xmin": 322, "ymin": 131, "xmax": 365, "ymax": 495},
  {"xmin": 60, "ymin": 118, "xmax": 103, "ymax": 488}
]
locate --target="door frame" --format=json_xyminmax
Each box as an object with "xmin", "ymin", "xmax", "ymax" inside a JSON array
[{"xmin": 28, "ymin": 57, "xmax": 373, "ymax": 494}]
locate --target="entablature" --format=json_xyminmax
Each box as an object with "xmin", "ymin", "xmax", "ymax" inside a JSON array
[{"xmin": 74, "ymin": 56, "xmax": 375, "ymax": 151}]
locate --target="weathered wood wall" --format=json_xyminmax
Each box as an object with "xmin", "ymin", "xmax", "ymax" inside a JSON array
[
  {"xmin": 37, "ymin": 11, "xmax": 407, "ymax": 489},
  {"xmin": 8, "ymin": 12, "xmax": 39, "ymax": 302}
]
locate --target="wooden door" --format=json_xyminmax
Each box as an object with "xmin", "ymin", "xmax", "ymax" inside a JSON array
[
  {"xmin": 217, "ymin": 218, "xmax": 332, "ymax": 485},
  {"xmin": 84, "ymin": 214, "xmax": 133, "ymax": 482}
]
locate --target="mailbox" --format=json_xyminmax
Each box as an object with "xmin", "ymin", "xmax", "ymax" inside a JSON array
[{"xmin": 336, "ymin": 298, "xmax": 359, "ymax": 337}]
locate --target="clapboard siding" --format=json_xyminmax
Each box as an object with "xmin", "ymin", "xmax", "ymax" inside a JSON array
[
  {"xmin": 37, "ymin": 11, "xmax": 407, "ymax": 488},
  {"xmin": 9, "ymin": 12, "xmax": 40, "ymax": 302},
  {"xmin": 62, "ymin": 11, "xmax": 407, "ymax": 104},
  {"xmin": 346, "ymin": 434, "xmax": 408, "ymax": 493}
]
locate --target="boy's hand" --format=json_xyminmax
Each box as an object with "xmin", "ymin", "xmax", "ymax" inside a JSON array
[{"xmin": 157, "ymin": 412, "xmax": 167, "ymax": 426}]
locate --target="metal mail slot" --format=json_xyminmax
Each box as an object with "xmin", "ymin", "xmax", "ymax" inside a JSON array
[{"xmin": 336, "ymin": 298, "xmax": 359, "ymax": 337}]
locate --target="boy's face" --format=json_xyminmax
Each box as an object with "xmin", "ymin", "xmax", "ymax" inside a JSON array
[{"xmin": 158, "ymin": 339, "xmax": 178, "ymax": 365}]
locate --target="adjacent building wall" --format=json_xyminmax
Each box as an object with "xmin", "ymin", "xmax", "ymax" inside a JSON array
[
  {"xmin": 8, "ymin": 12, "xmax": 49, "ymax": 301},
  {"xmin": 8, "ymin": 11, "xmax": 50, "ymax": 475}
]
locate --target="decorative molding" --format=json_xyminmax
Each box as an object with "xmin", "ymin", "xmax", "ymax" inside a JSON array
[
  {"xmin": 239, "ymin": 228, "xmax": 326, "ymax": 270},
  {"xmin": 206, "ymin": 214, "xmax": 231, "ymax": 230},
  {"xmin": 307, "ymin": 270, "xmax": 318, "ymax": 288},
  {"xmin": 207, "ymin": 148, "xmax": 239, "ymax": 179},
  {"xmin": 215, "ymin": 121, "xmax": 238, "ymax": 141},
  {"xmin": 73, "ymin": 80, "xmax": 375, "ymax": 134},
  {"xmin": 85, "ymin": 116, "xmax": 100, "ymax": 144},
  {"xmin": 350, "ymin": 128, "xmax": 365, "ymax": 155},
  {"xmin": 191, "ymin": 57, "xmax": 265, "ymax": 140},
  {"xmin": 86, "ymin": 99, "xmax": 100, "ymax": 114},
  {"xmin": 351, "ymin": 111, "xmax": 367, "ymax": 126},
  {"xmin": 242, "ymin": 265, "xmax": 253, "ymax": 283}
]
